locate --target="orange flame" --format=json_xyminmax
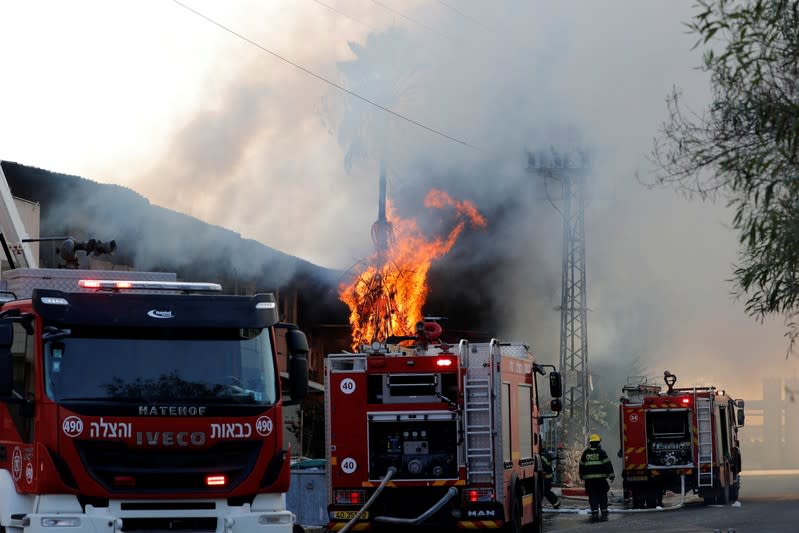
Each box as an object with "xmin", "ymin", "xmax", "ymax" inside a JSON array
[{"xmin": 339, "ymin": 189, "xmax": 486, "ymax": 349}]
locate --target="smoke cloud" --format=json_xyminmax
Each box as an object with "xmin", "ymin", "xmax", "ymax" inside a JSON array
[{"xmin": 98, "ymin": 2, "xmax": 797, "ymax": 401}]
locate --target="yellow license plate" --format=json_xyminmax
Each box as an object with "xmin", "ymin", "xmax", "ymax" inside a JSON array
[{"xmin": 332, "ymin": 511, "xmax": 369, "ymax": 520}]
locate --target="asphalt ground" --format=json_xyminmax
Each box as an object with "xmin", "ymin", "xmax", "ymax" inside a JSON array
[{"xmin": 543, "ymin": 470, "xmax": 799, "ymax": 532}]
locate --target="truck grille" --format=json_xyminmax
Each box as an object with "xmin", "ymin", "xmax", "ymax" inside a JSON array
[{"xmin": 74, "ymin": 440, "xmax": 262, "ymax": 492}]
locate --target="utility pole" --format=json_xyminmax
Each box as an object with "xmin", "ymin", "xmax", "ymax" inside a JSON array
[
  {"xmin": 527, "ymin": 148, "xmax": 590, "ymax": 452},
  {"xmin": 372, "ymin": 161, "xmax": 392, "ymax": 258}
]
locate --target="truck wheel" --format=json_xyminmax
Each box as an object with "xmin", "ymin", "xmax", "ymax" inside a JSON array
[
  {"xmin": 505, "ymin": 495, "xmax": 522, "ymax": 533},
  {"xmin": 630, "ymin": 491, "xmax": 645, "ymax": 509},
  {"xmin": 523, "ymin": 477, "xmax": 544, "ymax": 533},
  {"xmin": 505, "ymin": 477, "xmax": 522, "ymax": 533},
  {"xmin": 702, "ymin": 484, "xmax": 729, "ymax": 505}
]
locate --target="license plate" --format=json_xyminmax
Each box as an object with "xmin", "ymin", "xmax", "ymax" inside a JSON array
[{"xmin": 332, "ymin": 511, "xmax": 369, "ymax": 520}]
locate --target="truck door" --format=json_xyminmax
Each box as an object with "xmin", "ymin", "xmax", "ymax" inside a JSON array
[
  {"xmin": 718, "ymin": 405, "xmax": 730, "ymax": 462},
  {"xmin": 0, "ymin": 319, "xmax": 36, "ymax": 443},
  {"xmin": 518, "ymin": 384, "xmax": 533, "ymax": 462},
  {"xmin": 501, "ymin": 383, "xmax": 511, "ymax": 465},
  {"xmin": 9, "ymin": 321, "xmax": 35, "ymax": 442}
]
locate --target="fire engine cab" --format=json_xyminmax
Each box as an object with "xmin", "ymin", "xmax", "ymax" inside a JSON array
[
  {"xmin": 619, "ymin": 371, "xmax": 745, "ymax": 508},
  {"xmin": 0, "ymin": 266, "xmax": 309, "ymax": 533},
  {"xmin": 325, "ymin": 320, "xmax": 562, "ymax": 532}
]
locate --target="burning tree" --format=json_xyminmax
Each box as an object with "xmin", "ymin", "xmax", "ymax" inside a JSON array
[{"xmin": 339, "ymin": 189, "xmax": 485, "ymax": 349}]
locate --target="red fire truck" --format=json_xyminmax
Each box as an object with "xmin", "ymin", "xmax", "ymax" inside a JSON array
[
  {"xmin": 0, "ymin": 265, "xmax": 309, "ymax": 532},
  {"xmin": 619, "ymin": 371, "xmax": 745, "ymax": 508},
  {"xmin": 324, "ymin": 320, "xmax": 562, "ymax": 532}
]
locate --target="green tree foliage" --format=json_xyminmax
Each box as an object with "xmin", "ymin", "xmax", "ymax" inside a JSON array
[{"xmin": 653, "ymin": 0, "xmax": 799, "ymax": 353}]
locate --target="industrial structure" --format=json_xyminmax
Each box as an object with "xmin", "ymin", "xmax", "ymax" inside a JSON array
[
  {"xmin": 743, "ymin": 377, "xmax": 799, "ymax": 469},
  {"xmin": 527, "ymin": 149, "xmax": 591, "ymax": 448}
]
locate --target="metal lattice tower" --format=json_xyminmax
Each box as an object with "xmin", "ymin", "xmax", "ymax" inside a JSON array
[{"xmin": 528, "ymin": 149, "xmax": 590, "ymax": 448}]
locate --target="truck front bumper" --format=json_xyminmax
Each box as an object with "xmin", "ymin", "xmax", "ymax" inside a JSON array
[{"xmin": 14, "ymin": 498, "xmax": 295, "ymax": 533}]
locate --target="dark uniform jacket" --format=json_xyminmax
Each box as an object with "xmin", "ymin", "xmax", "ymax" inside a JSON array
[
  {"xmin": 578, "ymin": 445, "xmax": 614, "ymax": 480},
  {"xmin": 541, "ymin": 454, "xmax": 553, "ymax": 479}
]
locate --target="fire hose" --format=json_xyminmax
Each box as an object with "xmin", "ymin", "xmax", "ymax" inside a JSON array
[
  {"xmin": 338, "ymin": 466, "xmax": 459, "ymax": 531},
  {"xmin": 338, "ymin": 467, "xmax": 396, "ymax": 533},
  {"xmin": 373, "ymin": 486, "xmax": 458, "ymax": 525},
  {"xmin": 545, "ymin": 474, "xmax": 686, "ymax": 514}
]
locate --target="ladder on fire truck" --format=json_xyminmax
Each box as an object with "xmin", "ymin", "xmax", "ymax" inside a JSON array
[
  {"xmin": 460, "ymin": 339, "xmax": 495, "ymax": 484},
  {"xmin": 695, "ymin": 389, "xmax": 714, "ymax": 487}
]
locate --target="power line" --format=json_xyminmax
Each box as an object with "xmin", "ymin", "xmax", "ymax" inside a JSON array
[
  {"xmin": 436, "ymin": 1, "xmax": 530, "ymax": 52},
  {"xmin": 308, "ymin": 0, "xmax": 454, "ymax": 75},
  {"xmin": 171, "ymin": 0, "xmax": 474, "ymax": 149},
  {"xmin": 307, "ymin": 0, "xmax": 375, "ymax": 31},
  {"xmin": 436, "ymin": 0, "xmax": 493, "ymax": 33},
  {"xmin": 368, "ymin": 0, "xmax": 453, "ymax": 42}
]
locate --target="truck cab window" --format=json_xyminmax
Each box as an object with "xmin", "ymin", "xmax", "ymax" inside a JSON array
[
  {"xmin": 43, "ymin": 326, "xmax": 277, "ymax": 405},
  {"xmin": 10, "ymin": 322, "xmax": 34, "ymax": 442},
  {"xmin": 718, "ymin": 405, "xmax": 730, "ymax": 458},
  {"xmin": 518, "ymin": 384, "xmax": 533, "ymax": 461},
  {"xmin": 502, "ymin": 383, "xmax": 511, "ymax": 464}
]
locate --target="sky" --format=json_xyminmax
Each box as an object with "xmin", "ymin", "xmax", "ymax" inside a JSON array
[{"xmin": 1, "ymin": 0, "xmax": 797, "ymax": 403}]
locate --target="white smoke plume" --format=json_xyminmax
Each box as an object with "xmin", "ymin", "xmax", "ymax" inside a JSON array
[
  {"xmin": 2, "ymin": 1, "xmax": 794, "ymax": 403},
  {"xmin": 132, "ymin": 2, "xmax": 799, "ymax": 401}
]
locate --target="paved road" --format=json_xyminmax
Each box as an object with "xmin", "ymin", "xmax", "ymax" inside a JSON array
[{"xmin": 544, "ymin": 471, "xmax": 799, "ymax": 533}]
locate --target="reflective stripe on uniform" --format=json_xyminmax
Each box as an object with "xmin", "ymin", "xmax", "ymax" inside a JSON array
[{"xmin": 580, "ymin": 458, "xmax": 611, "ymax": 466}]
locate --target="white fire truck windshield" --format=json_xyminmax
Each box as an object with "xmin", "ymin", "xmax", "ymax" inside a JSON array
[{"xmin": 43, "ymin": 326, "xmax": 277, "ymax": 405}]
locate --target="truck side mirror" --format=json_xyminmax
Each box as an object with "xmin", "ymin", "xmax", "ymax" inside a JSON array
[
  {"xmin": 550, "ymin": 398, "xmax": 562, "ymax": 413},
  {"xmin": 285, "ymin": 329, "xmax": 309, "ymax": 403},
  {"xmin": 0, "ymin": 322, "xmax": 14, "ymax": 398},
  {"xmin": 735, "ymin": 399, "xmax": 745, "ymax": 409},
  {"xmin": 549, "ymin": 372, "xmax": 563, "ymax": 398},
  {"xmin": 736, "ymin": 408, "xmax": 745, "ymax": 427}
]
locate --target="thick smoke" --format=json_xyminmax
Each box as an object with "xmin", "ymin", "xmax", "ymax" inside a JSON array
[
  {"xmin": 23, "ymin": 2, "xmax": 790, "ymax": 402},
  {"xmin": 3, "ymin": 163, "xmax": 333, "ymax": 292}
]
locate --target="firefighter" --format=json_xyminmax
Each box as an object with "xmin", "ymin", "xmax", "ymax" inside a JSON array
[
  {"xmin": 541, "ymin": 450, "xmax": 561, "ymax": 509},
  {"xmin": 579, "ymin": 434, "xmax": 615, "ymax": 522}
]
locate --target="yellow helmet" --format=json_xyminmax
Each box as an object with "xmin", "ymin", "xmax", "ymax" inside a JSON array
[{"xmin": 589, "ymin": 434, "xmax": 602, "ymax": 443}]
